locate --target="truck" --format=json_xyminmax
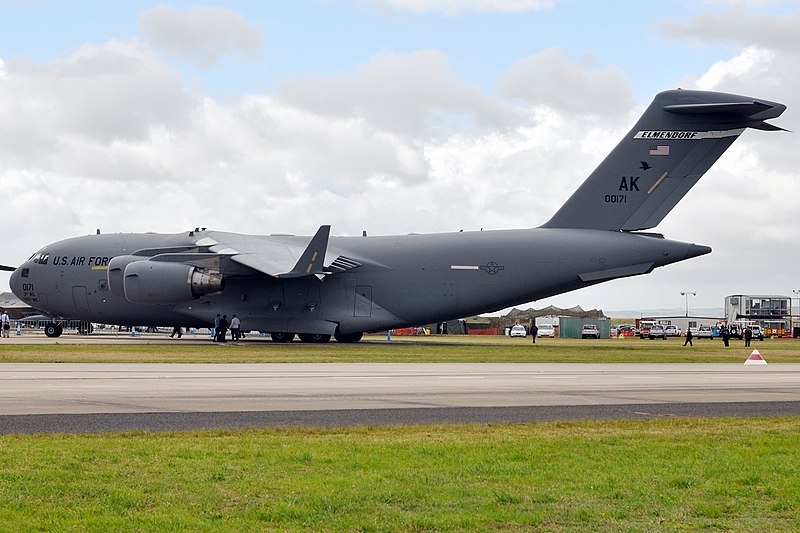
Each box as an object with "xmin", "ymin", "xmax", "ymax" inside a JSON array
[
  {"xmin": 637, "ymin": 320, "xmax": 656, "ymax": 339},
  {"xmin": 689, "ymin": 325, "xmax": 713, "ymax": 339}
]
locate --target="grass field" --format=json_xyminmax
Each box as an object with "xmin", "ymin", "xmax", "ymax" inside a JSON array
[
  {"xmin": 1, "ymin": 334, "xmax": 799, "ymax": 363},
  {"xmin": 3, "ymin": 335, "xmax": 799, "ymax": 530},
  {"xmin": 1, "ymin": 418, "xmax": 799, "ymax": 531}
]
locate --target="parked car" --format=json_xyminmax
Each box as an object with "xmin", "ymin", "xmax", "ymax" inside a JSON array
[
  {"xmin": 581, "ymin": 324, "xmax": 600, "ymax": 339},
  {"xmin": 750, "ymin": 325, "xmax": 765, "ymax": 341},
  {"xmin": 664, "ymin": 325, "xmax": 679, "ymax": 337},
  {"xmin": 648, "ymin": 324, "xmax": 667, "ymax": 340},
  {"xmin": 689, "ymin": 325, "xmax": 713, "ymax": 339},
  {"xmin": 537, "ymin": 324, "xmax": 555, "ymax": 338},
  {"xmin": 510, "ymin": 325, "xmax": 527, "ymax": 337},
  {"xmin": 617, "ymin": 325, "xmax": 635, "ymax": 337}
]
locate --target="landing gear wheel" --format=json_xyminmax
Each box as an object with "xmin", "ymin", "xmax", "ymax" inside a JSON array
[
  {"xmin": 298, "ymin": 333, "xmax": 331, "ymax": 343},
  {"xmin": 334, "ymin": 331, "xmax": 363, "ymax": 343},
  {"xmin": 270, "ymin": 332, "xmax": 295, "ymax": 343},
  {"xmin": 44, "ymin": 323, "xmax": 63, "ymax": 338}
]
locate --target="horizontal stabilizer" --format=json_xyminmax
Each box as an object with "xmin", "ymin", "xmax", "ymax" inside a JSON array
[{"xmin": 663, "ymin": 101, "xmax": 773, "ymax": 116}]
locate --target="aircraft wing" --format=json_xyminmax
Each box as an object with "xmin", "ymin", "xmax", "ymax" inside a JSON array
[{"xmin": 200, "ymin": 226, "xmax": 360, "ymax": 278}]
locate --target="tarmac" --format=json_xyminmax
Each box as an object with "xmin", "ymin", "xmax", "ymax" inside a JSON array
[{"xmin": 2, "ymin": 353, "xmax": 799, "ymax": 433}]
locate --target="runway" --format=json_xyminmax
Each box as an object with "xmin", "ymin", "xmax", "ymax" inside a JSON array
[{"xmin": 2, "ymin": 363, "xmax": 800, "ymax": 433}]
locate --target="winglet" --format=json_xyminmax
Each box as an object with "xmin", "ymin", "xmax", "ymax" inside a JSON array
[{"xmin": 278, "ymin": 225, "xmax": 331, "ymax": 278}]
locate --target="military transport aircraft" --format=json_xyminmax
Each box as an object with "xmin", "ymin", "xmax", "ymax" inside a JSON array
[{"xmin": 6, "ymin": 89, "xmax": 786, "ymax": 342}]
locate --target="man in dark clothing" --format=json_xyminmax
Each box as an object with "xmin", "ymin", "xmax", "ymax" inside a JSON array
[
  {"xmin": 683, "ymin": 328, "xmax": 693, "ymax": 346},
  {"xmin": 530, "ymin": 324, "xmax": 539, "ymax": 344},
  {"xmin": 744, "ymin": 327, "xmax": 752, "ymax": 347},
  {"xmin": 721, "ymin": 326, "xmax": 730, "ymax": 347},
  {"xmin": 217, "ymin": 315, "xmax": 229, "ymax": 343}
]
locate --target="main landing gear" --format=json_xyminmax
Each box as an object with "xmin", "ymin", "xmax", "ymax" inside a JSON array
[
  {"xmin": 44, "ymin": 323, "xmax": 63, "ymax": 338},
  {"xmin": 268, "ymin": 331, "xmax": 364, "ymax": 343}
]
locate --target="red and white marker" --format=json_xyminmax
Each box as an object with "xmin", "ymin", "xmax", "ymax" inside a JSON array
[{"xmin": 744, "ymin": 350, "xmax": 767, "ymax": 365}]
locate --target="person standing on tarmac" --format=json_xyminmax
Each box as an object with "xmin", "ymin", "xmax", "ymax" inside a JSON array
[
  {"xmin": 230, "ymin": 314, "xmax": 241, "ymax": 342},
  {"xmin": 213, "ymin": 314, "xmax": 221, "ymax": 342},
  {"xmin": 683, "ymin": 328, "xmax": 693, "ymax": 347},
  {"xmin": 530, "ymin": 323, "xmax": 538, "ymax": 344},
  {"xmin": 217, "ymin": 315, "xmax": 229, "ymax": 343},
  {"xmin": 0, "ymin": 310, "xmax": 10, "ymax": 338},
  {"xmin": 744, "ymin": 326, "xmax": 752, "ymax": 347}
]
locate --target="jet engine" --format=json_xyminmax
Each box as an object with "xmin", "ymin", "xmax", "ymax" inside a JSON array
[
  {"xmin": 121, "ymin": 260, "xmax": 223, "ymax": 305},
  {"xmin": 107, "ymin": 255, "xmax": 141, "ymax": 297}
]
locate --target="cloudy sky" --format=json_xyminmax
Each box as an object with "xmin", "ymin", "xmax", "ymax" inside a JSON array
[{"xmin": 0, "ymin": 0, "xmax": 797, "ymax": 315}]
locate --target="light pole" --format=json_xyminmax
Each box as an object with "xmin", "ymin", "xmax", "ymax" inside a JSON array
[{"xmin": 681, "ymin": 291, "xmax": 696, "ymax": 317}]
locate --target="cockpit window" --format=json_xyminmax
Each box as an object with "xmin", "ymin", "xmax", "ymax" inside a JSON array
[
  {"xmin": 30, "ymin": 252, "xmax": 49, "ymax": 265},
  {"xmin": 21, "ymin": 268, "xmax": 29, "ymax": 278}
]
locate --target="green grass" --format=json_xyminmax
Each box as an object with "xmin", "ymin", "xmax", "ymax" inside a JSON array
[
  {"xmin": 1, "ymin": 335, "xmax": 798, "ymax": 363},
  {"xmin": 1, "ymin": 418, "xmax": 799, "ymax": 531}
]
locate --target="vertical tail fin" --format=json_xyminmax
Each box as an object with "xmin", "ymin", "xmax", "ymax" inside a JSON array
[{"xmin": 542, "ymin": 89, "xmax": 786, "ymax": 231}]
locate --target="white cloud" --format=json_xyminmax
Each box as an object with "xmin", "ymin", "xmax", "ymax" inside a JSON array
[
  {"xmin": 660, "ymin": 9, "xmax": 800, "ymax": 52},
  {"xmin": 498, "ymin": 48, "xmax": 635, "ymax": 117},
  {"xmin": 1, "ymin": 3, "xmax": 797, "ymax": 313},
  {"xmin": 279, "ymin": 49, "xmax": 517, "ymax": 137},
  {"xmin": 361, "ymin": 0, "xmax": 555, "ymax": 14},
  {"xmin": 140, "ymin": 6, "xmax": 262, "ymax": 67},
  {"xmin": 695, "ymin": 46, "xmax": 774, "ymax": 90}
]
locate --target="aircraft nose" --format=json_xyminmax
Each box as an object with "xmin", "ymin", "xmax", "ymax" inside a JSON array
[{"xmin": 9, "ymin": 266, "xmax": 21, "ymax": 295}]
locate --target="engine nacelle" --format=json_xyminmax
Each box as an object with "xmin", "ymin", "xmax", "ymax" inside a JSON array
[
  {"xmin": 107, "ymin": 255, "xmax": 141, "ymax": 297},
  {"xmin": 123, "ymin": 261, "xmax": 223, "ymax": 305}
]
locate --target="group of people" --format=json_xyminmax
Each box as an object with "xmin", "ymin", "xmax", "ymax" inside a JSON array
[
  {"xmin": 213, "ymin": 314, "xmax": 242, "ymax": 343},
  {"xmin": 719, "ymin": 324, "xmax": 755, "ymax": 347},
  {"xmin": 684, "ymin": 325, "xmax": 755, "ymax": 347},
  {"xmin": 168, "ymin": 314, "xmax": 243, "ymax": 341}
]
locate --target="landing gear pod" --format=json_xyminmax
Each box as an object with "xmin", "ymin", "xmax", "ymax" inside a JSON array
[{"xmin": 123, "ymin": 261, "xmax": 223, "ymax": 304}]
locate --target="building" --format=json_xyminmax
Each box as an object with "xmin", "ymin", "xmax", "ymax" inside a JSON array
[
  {"xmin": 558, "ymin": 316, "xmax": 610, "ymax": 339},
  {"xmin": 725, "ymin": 294, "xmax": 792, "ymax": 336}
]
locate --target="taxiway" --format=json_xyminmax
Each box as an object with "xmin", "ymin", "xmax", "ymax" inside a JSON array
[{"xmin": 2, "ymin": 362, "xmax": 799, "ymax": 433}]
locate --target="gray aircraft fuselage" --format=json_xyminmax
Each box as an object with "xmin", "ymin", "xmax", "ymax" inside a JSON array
[
  {"xmin": 9, "ymin": 228, "xmax": 709, "ymax": 335},
  {"xmin": 8, "ymin": 89, "xmax": 786, "ymax": 341}
]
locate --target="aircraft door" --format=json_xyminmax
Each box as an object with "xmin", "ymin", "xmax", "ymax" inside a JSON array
[
  {"xmin": 72, "ymin": 286, "xmax": 91, "ymax": 314},
  {"xmin": 355, "ymin": 285, "xmax": 372, "ymax": 317}
]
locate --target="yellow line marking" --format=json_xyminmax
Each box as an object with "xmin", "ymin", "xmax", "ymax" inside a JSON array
[
  {"xmin": 91, "ymin": 266, "xmax": 109, "ymax": 270},
  {"xmin": 647, "ymin": 171, "xmax": 669, "ymax": 194}
]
